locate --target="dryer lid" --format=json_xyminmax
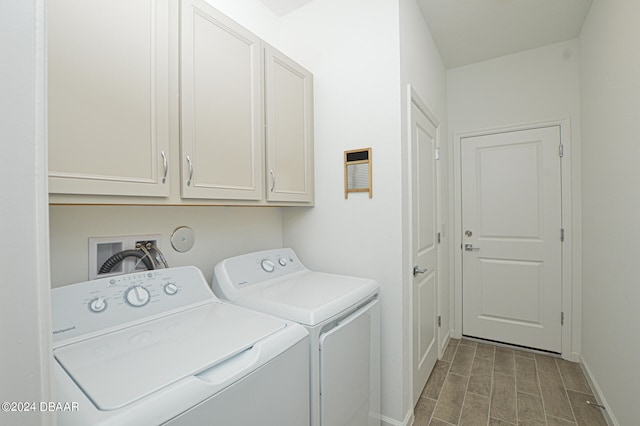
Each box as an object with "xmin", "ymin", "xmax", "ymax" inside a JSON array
[
  {"xmin": 236, "ymin": 271, "xmax": 379, "ymax": 326},
  {"xmin": 54, "ymin": 302, "xmax": 286, "ymax": 411}
]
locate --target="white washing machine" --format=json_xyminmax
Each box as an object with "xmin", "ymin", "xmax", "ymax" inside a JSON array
[
  {"xmin": 51, "ymin": 266, "xmax": 310, "ymax": 426},
  {"xmin": 213, "ymin": 248, "xmax": 381, "ymax": 426}
]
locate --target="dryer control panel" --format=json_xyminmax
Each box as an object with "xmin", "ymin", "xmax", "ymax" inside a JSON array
[
  {"xmin": 52, "ymin": 266, "xmax": 216, "ymax": 344},
  {"xmin": 213, "ymin": 248, "xmax": 306, "ymax": 299}
]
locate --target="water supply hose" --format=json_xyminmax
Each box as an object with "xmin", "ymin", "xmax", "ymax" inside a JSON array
[{"xmin": 99, "ymin": 249, "xmax": 154, "ymax": 274}]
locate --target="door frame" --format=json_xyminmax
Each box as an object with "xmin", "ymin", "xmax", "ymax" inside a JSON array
[
  {"xmin": 407, "ymin": 86, "xmax": 443, "ymax": 405},
  {"xmin": 451, "ymin": 119, "xmax": 580, "ymax": 361}
]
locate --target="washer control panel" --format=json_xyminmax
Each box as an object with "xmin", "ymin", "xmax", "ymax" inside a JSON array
[
  {"xmin": 51, "ymin": 266, "xmax": 215, "ymax": 344},
  {"xmin": 214, "ymin": 248, "xmax": 306, "ymax": 293}
]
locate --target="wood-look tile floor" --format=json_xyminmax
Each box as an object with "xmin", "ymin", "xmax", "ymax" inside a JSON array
[{"xmin": 414, "ymin": 338, "xmax": 608, "ymax": 426}]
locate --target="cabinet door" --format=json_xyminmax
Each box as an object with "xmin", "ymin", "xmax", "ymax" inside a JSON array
[
  {"xmin": 48, "ymin": 0, "xmax": 170, "ymax": 197},
  {"xmin": 180, "ymin": 0, "xmax": 263, "ymax": 200},
  {"xmin": 265, "ymin": 46, "xmax": 314, "ymax": 203}
]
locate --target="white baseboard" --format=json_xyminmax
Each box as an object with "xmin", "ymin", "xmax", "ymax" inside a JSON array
[
  {"xmin": 380, "ymin": 408, "xmax": 414, "ymax": 426},
  {"xmin": 580, "ymin": 356, "xmax": 619, "ymax": 426},
  {"xmin": 439, "ymin": 330, "xmax": 452, "ymax": 358},
  {"xmin": 563, "ymin": 351, "xmax": 580, "ymax": 362}
]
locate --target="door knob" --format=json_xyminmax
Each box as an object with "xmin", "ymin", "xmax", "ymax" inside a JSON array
[
  {"xmin": 464, "ymin": 244, "xmax": 480, "ymax": 251},
  {"xmin": 413, "ymin": 266, "xmax": 428, "ymax": 276}
]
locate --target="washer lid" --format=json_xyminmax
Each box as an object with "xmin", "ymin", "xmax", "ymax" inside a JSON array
[
  {"xmin": 236, "ymin": 271, "xmax": 379, "ymax": 326},
  {"xmin": 54, "ymin": 302, "xmax": 286, "ymax": 411}
]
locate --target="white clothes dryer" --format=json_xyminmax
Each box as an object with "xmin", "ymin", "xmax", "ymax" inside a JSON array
[
  {"xmin": 213, "ymin": 248, "xmax": 381, "ymax": 426},
  {"xmin": 51, "ymin": 266, "xmax": 310, "ymax": 426}
]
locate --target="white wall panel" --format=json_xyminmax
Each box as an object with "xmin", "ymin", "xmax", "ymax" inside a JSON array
[
  {"xmin": 0, "ymin": 1, "xmax": 53, "ymax": 424},
  {"xmin": 579, "ymin": 2, "xmax": 640, "ymax": 424}
]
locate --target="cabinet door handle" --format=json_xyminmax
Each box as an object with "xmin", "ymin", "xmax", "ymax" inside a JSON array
[
  {"xmin": 269, "ymin": 169, "xmax": 276, "ymax": 192},
  {"xmin": 161, "ymin": 150, "xmax": 168, "ymax": 184},
  {"xmin": 186, "ymin": 155, "xmax": 193, "ymax": 186}
]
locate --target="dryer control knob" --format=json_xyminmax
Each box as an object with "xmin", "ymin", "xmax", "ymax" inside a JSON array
[
  {"xmin": 278, "ymin": 258, "xmax": 287, "ymax": 267},
  {"xmin": 88, "ymin": 297, "xmax": 107, "ymax": 313},
  {"xmin": 261, "ymin": 259, "xmax": 275, "ymax": 273},
  {"xmin": 125, "ymin": 285, "xmax": 151, "ymax": 307}
]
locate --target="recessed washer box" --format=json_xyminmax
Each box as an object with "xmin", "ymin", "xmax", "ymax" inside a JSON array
[{"xmin": 89, "ymin": 234, "xmax": 162, "ymax": 280}]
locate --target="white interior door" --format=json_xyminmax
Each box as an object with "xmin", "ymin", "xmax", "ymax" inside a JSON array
[
  {"xmin": 461, "ymin": 126, "xmax": 562, "ymax": 353},
  {"xmin": 411, "ymin": 100, "xmax": 439, "ymax": 406}
]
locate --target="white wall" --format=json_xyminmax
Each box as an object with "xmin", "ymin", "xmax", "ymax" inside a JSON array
[
  {"xmin": 399, "ymin": 0, "xmax": 449, "ymax": 420},
  {"xmin": 276, "ymin": 1, "xmax": 406, "ymax": 423},
  {"xmin": 579, "ymin": 2, "xmax": 640, "ymax": 424},
  {"xmin": 49, "ymin": 206, "xmax": 284, "ymax": 286},
  {"xmin": 447, "ymin": 39, "xmax": 581, "ymax": 133},
  {"xmin": 0, "ymin": 0, "xmax": 52, "ymax": 424},
  {"xmin": 447, "ymin": 40, "xmax": 582, "ymax": 355}
]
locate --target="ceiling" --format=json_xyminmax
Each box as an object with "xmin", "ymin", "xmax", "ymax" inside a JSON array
[
  {"xmin": 416, "ymin": 0, "xmax": 593, "ymax": 68},
  {"xmin": 259, "ymin": 0, "xmax": 593, "ymax": 69}
]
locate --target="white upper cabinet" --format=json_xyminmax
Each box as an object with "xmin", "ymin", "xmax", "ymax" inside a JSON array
[
  {"xmin": 180, "ymin": 0, "xmax": 264, "ymax": 200},
  {"xmin": 48, "ymin": 1, "xmax": 313, "ymax": 205},
  {"xmin": 48, "ymin": 0, "xmax": 170, "ymax": 197},
  {"xmin": 265, "ymin": 46, "xmax": 314, "ymax": 203}
]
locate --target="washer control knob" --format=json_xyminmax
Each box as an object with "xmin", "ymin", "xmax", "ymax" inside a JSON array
[
  {"xmin": 88, "ymin": 297, "xmax": 107, "ymax": 313},
  {"xmin": 278, "ymin": 258, "xmax": 287, "ymax": 267},
  {"xmin": 164, "ymin": 282, "xmax": 179, "ymax": 295},
  {"xmin": 125, "ymin": 285, "xmax": 151, "ymax": 307},
  {"xmin": 261, "ymin": 259, "xmax": 275, "ymax": 273}
]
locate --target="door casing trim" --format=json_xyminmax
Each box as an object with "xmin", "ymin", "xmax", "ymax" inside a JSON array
[{"xmin": 451, "ymin": 119, "xmax": 580, "ymax": 361}]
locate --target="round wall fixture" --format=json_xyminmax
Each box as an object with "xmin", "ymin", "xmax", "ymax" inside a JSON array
[{"xmin": 171, "ymin": 226, "xmax": 195, "ymax": 253}]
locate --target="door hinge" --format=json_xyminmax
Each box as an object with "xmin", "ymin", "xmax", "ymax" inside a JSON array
[
  {"xmin": 434, "ymin": 147, "xmax": 440, "ymax": 160},
  {"xmin": 437, "ymin": 232, "xmax": 441, "ymax": 244},
  {"xmin": 437, "ymin": 316, "xmax": 441, "ymax": 327},
  {"xmin": 561, "ymin": 312, "xmax": 565, "ymax": 326},
  {"xmin": 561, "ymin": 228, "xmax": 565, "ymax": 242},
  {"xmin": 559, "ymin": 144, "xmax": 564, "ymax": 158}
]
